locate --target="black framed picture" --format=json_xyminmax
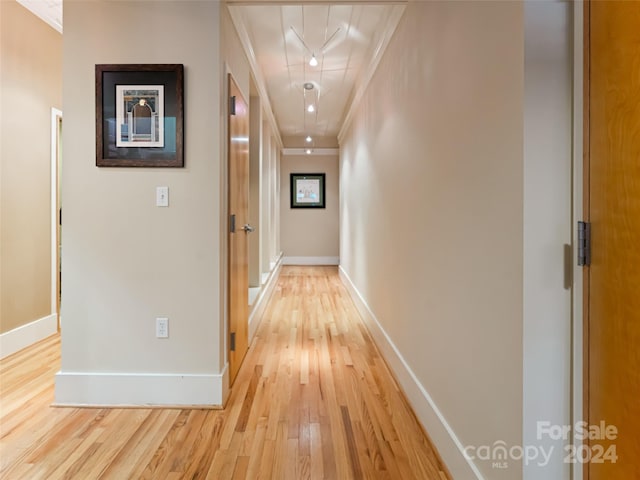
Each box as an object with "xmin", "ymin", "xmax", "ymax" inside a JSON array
[
  {"xmin": 96, "ymin": 64, "xmax": 184, "ymax": 167},
  {"xmin": 290, "ymin": 173, "xmax": 326, "ymax": 208}
]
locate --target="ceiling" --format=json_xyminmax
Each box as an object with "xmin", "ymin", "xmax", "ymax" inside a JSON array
[
  {"xmin": 17, "ymin": 0, "xmax": 62, "ymax": 33},
  {"xmin": 18, "ymin": 0, "xmax": 404, "ymax": 141},
  {"xmin": 229, "ymin": 3, "xmax": 405, "ymax": 140}
]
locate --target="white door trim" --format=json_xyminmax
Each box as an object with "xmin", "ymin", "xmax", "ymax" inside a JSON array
[
  {"xmin": 571, "ymin": 3, "xmax": 585, "ymax": 480},
  {"xmin": 51, "ymin": 108, "xmax": 62, "ymax": 318}
]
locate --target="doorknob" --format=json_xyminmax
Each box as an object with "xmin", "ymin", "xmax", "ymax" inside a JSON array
[{"xmin": 241, "ymin": 224, "xmax": 255, "ymax": 233}]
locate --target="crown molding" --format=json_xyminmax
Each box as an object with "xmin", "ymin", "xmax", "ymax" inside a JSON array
[
  {"xmin": 17, "ymin": 0, "xmax": 63, "ymax": 33},
  {"xmin": 337, "ymin": 4, "xmax": 405, "ymax": 143},
  {"xmin": 227, "ymin": 4, "xmax": 284, "ymax": 150}
]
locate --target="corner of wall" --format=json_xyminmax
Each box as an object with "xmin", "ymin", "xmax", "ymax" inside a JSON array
[
  {"xmin": 58, "ymin": 0, "xmax": 224, "ymax": 406},
  {"xmin": 339, "ymin": 267, "xmax": 484, "ymax": 480},
  {"xmin": 0, "ymin": 0, "xmax": 62, "ymax": 336}
]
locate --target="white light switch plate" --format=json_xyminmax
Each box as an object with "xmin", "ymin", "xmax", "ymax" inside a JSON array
[
  {"xmin": 156, "ymin": 317, "xmax": 169, "ymax": 338},
  {"xmin": 156, "ymin": 186, "xmax": 169, "ymax": 207}
]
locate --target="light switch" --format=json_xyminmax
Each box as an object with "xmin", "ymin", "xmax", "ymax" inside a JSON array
[{"xmin": 156, "ymin": 186, "xmax": 169, "ymax": 207}]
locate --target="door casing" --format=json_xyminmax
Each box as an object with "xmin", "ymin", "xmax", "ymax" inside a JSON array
[
  {"xmin": 227, "ymin": 73, "xmax": 250, "ymax": 385},
  {"xmin": 51, "ymin": 108, "xmax": 63, "ymax": 330}
]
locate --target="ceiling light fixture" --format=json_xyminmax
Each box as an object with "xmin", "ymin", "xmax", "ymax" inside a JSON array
[
  {"xmin": 306, "ymin": 136, "xmax": 313, "ymax": 143},
  {"xmin": 290, "ymin": 26, "xmax": 341, "ymax": 67},
  {"xmin": 306, "ymin": 149, "xmax": 312, "ymax": 155},
  {"xmin": 307, "ymin": 104, "xmax": 315, "ymax": 113}
]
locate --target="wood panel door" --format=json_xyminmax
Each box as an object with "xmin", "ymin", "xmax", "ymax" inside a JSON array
[
  {"xmin": 586, "ymin": 2, "xmax": 640, "ymax": 478},
  {"xmin": 228, "ymin": 74, "xmax": 250, "ymax": 385}
]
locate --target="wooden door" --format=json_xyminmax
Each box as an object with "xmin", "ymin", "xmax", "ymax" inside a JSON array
[
  {"xmin": 228, "ymin": 74, "xmax": 250, "ymax": 384},
  {"xmin": 586, "ymin": 2, "xmax": 640, "ymax": 478}
]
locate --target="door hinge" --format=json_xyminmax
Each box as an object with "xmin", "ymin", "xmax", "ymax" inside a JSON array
[
  {"xmin": 229, "ymin": 214, "xmax": 236, "ymax": 233},
  {"xmin": 230, "ymin": 332, "xmax": 236, "ymax": 352},
  {"xmin": 230, "ymin": 96, "xmax": 236, "ymax": 116},
  {"xmin": 577, "ymin": 221, "xmax": 591, "ymax": 266}
]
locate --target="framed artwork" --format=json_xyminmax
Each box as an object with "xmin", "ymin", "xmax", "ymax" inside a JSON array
[
  {"xmin": 96, "ymin": 64, "xmax": 184, "ymax": 167},
  {"xmin": 290, "ymin": 173, "xmax": 326, "ymax": 208}
]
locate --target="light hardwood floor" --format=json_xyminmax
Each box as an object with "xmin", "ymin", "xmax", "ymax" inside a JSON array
[{"xmin": 0, "ymin": 266, "xmax": 449, "ymax": 479}]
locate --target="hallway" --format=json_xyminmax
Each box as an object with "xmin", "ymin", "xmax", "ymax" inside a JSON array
[{"xmin": 0, "ymin": 267, "xmax": 448, "ymax": 479}]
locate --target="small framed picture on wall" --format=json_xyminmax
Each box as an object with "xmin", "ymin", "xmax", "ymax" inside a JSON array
[
  {"xmin": 96, "ymin": 64, "xmax": 184, "ymax": 167},
  {"xmin": 290, "ymin": 173, "xmax": 326, "ymax": 208}
]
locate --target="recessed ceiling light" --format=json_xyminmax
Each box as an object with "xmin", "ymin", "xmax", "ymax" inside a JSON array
[
  {"xmin": 305, "ymin": 136, "xmax": 312, "ymax": 143},
  {"xmin": 307, "ymin": 104, "xmax": 315, "ymax": 113},
  {"xmin": 309, "ymin": 55, "xmax": 318, "ymax": 67}
]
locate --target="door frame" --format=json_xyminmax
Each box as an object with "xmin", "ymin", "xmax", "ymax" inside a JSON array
[
  {"xmin": 51, "ymin": 108, "xmax": 63, "ymax": 331},
  {"xmin": 578, "ymin": 2, "xmax": 589, "ymax": 479},
  {"xmin": 570, "ymin": 3, "xmax": 587, "ymax": 480},
  {"xmin": 221, "ymin": 64, "xmax": 232, "ymax": 402},
  {"xmin": 580, "ymin": 3, "xmax": 589, "ymax": 480}
]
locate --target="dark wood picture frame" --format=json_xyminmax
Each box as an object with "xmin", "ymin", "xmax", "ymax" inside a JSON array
[
  {"xmin": 96, "ymin": 64, "xmax": 184, "ymax": 167},
  {"xmin": 290, "ymin": 173, "xmax": 326, "ymax": 208}
]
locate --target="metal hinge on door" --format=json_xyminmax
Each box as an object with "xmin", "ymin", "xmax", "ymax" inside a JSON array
[
  {"xmin": 230, "ymin": 332, "xmax": 236, "ymax": 352},
  {"xmin": 577, "ymin": 221, "xmax": 591, "ymax": 266},
  {"xmin": 230, "ymin": 96, "xmax": 236, "ymax": 116}
]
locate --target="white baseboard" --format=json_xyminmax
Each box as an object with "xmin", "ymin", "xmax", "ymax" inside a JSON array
[
  {"xmin": 249, "ymin": 255, "xmax": 282, "ymax": 341},
  {"xmin": 0, "ymin": 314, "xmax": 58, "ymax": 359},
  {"xmin": 55, "ymin": 363, "xmax": 229, "ymax": 407},
  {"xmin": 339, "ymin": 267, "xmax": 484, "ymax": 480},
  {"xmin": 282, "ymin": 256, "xmax": 339, "ymax": 266}
]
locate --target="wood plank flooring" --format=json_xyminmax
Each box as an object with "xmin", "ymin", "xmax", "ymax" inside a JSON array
[{"xmin": 0, "ymin": 266, "xmax": 449, "ymax": 479}]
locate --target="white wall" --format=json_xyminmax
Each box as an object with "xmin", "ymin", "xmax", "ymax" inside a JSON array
[
  {"xmin": 280, "ymin": 153, "xmax": 339, "ymax": 263},
  {"xmin": 248, "ymin": 93, "xmax": 262, "ymax": 288},
  {"xmin": 259, "ymin": 120, "xmax": 279, "ymax": 277},
  {"xmin": 57, "ymin": 1, "xmax": 225, "ymax": 406},
  {"xmin": 56, "ymin": 0, "xmax": 282, "ymax": 406},
  {"xmin": 340, "ymin": 2, "xmax": 576, "ymax": 479},
  {"xmin": 0, "ymin": 0, "xmax": 61, "ymax": 338},
  {"xmin": 271, "ymin": 142, "xmax": 280, "ymax": 264},
  {"xmin": 260, "ymin": 120, "xmax": 271, "ymax": 276},
  {"xmin": 523, "ymin": 3, "xmax": 573, "ymax": 479},
  {"xmin": 339, "ymin": 2, "xmax": 525, "ymax": 478}
]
